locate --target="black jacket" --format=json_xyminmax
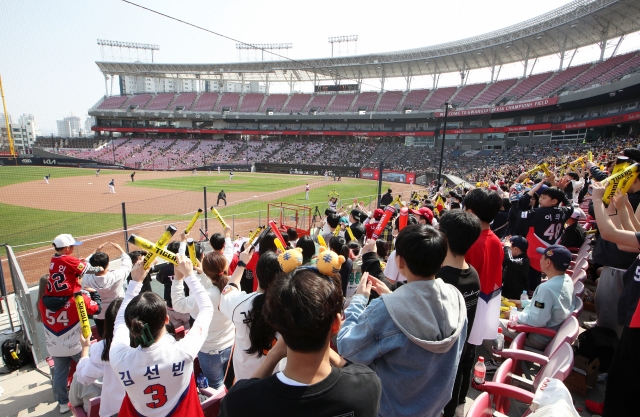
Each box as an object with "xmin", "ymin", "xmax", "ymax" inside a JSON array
[
  {"xmin": 380, "ymin": 192, "xmax": 393, "ymax": 206},
  {"xmin": 502, "ymin": 247, "xmax": 530, "ymax": 300}
]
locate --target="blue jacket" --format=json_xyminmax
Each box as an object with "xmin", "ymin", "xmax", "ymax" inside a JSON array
[{"xmin": 338, "ymin": 279, "xmax": 467, "ymax": 417}]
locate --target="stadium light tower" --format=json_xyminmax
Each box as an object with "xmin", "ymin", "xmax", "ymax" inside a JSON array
[
  {"xmin": 97, "ymin": 39, "xmax": 160, "ymax": 62},
  {"xmin": 437, "ymin": 102, "xmax": 453, "ymax": 188},
  {"xmin": 236, "ymin": 43, "xmax": 293, "ymax": 61},
  {"xmin": 328, "ymin": 35, "xmax": 358, "ymax": 57}
]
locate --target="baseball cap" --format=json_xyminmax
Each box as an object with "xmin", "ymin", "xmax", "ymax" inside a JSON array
[
  {"xmin": 373, "ymin": 208, "xmax": 385, "ymax": 220},
  {"xmin": 510, "ymin": 236, "xmax": 528, "ymax": 251},
  {"xmin": 489, "ymin": 184, "xmax": 498, "ymax": 191},
  {"xmin": 534, "ymin": 184, "xmax": 548, "ymax": 196},
  {"xmin": 53, "ymin": 234, "xmax": 83, "ymax": 249},
  {"xmin": 410, "ymin": 207, "xmax": 434, "ymax": 224},
  {"xmin": 571, "ymin": 207, "xmax": 586, "ymax": 220},
  {"xmin": 351, "ymin": 208, "xmax": 366, "ymax": 223},
  {"xmin": 536, "ymin": 245, "xmax": 572, "ymax": 270}
]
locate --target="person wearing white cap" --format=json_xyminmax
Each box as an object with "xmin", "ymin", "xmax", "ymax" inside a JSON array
[{"xmin": 559, "ymin": 206, "xmax": 586, "ymax": 250}]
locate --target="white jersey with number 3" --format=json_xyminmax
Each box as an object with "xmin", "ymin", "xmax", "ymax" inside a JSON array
[{"xmin": 110, "ymin": 275, "xmax": 213, "ymax": 416}]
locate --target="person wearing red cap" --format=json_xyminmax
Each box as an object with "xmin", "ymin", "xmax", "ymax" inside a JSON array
[
  {"xmin": 365, "ymin": 209, "xmax": 385, "ymax": 239},
  {"xmin": 410, "ymin": 207, "xmax": 434, "ymax": 226}
]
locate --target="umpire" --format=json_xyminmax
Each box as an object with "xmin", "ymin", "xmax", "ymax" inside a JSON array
[{"xmin": 217, "ymin": 190, "xmax": 227, "ymax": 206}]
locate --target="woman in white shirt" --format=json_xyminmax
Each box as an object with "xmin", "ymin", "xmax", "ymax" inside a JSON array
[
  {"xmin": 77, "ymin": 299, "xmax": 125, "ymax": 417},
  {"xmin": 220, "ymin": 250, "xmax": 283, "ymax": 382},
  {"xmin": 171, "ymin": 251, "xmax": 239, "ymax": 389}
]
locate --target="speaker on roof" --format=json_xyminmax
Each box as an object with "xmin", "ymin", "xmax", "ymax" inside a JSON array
[
  {"xmin": 266, "ymin": 108, "xmax": 274, "ymax": 115},
  {"xmin": 358, "ymin": 107, "xmax": 367, "ymax": 115},
  {"xmin": 403, "ymin": 106, "xmax": 412, "ymax": 114},
  {"xmin": 309, "ymin": 108, "xmax": 318, "ymax": 115},
  {"xmin": 222, "ymin": 107, "xmax": 231, "ymax": 115}
]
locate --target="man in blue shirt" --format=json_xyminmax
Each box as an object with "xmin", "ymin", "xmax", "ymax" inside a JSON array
[{"xmin": 500, "ymin": 244, "xmax": 575, "ymax": 349}]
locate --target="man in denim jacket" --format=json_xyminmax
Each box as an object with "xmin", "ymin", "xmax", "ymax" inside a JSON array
[{"xmin": 338, "ymin": 224, "xmax": 467, "ymax": 417}]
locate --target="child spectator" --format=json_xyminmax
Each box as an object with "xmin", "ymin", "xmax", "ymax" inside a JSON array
[
  {"xmin": 463, "ymin": 188, "xmax": 504, "ymax": 346},
  {"xmin": 338, "ymin": 224, "xmax": 467, "ymax": 417},
  {"xmin": 518, "ymin": 177, "xmax": 574, "ymax": 291},
  {"xmin": 559, "ymin": 207, "xmax": 587, "ymax": 250},
  {"xmin": 125, "ymin": 250, "xmax": 153, "ymax": 293},
  {"xmin": 437, "ymin": 210, "xmax": 482, "ymax": 417},
  {"xmin": 286, "ymin": 227, "xmax": 298, "ymax": 247},
  {"xmin": 82, "ymin": 242, "xmax": 132, "ymax": 338},
  {"xmin": 220, "ymin": 265, "xmax": 381, "ymax": 416},
  {"xmin": 38, "ymin": 277, "xmax": 101, "ymax": 413},
  {"xmin": 156, "ymin": 242, "xmax": 192, "ymax": 330},
  {"xmin": 501, "ymin": 236, "xmax": 531, "ymax": 300},
  {"xmin": 47, "ymin": 234, "xmax": 87, "ymax": 298},
  {"xmin": 296, "ymin": 236, "xmax": 317, "ymax": 265}
]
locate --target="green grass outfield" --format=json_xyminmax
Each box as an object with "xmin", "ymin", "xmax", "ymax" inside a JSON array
[
  {"xmin": 0, "ymin": 166, "xmax": 124, "ymax": 187},
  {"xmin": 0, "ymin": 167, "xmax": 400, "ymax": 251}
]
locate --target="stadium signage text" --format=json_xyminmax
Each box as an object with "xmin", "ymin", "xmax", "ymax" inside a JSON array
[
  {"xmin": 21, "ymin": 159, "xmax": 33, "ymax": 164},
  {"xmin": 359, "ymin": 169, "xmax": 416, "ymax": 184},
  {"xmin": 43, "ymin": 159, "xmax": 56, "ymax": 165},
  {"xmin": 434, "ymin": 98, "xmax": 559, "ymax": 117}
]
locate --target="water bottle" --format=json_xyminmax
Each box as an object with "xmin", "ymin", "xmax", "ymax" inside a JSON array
[
  {"xmin": 473, "ymin": 357, "xmax": 486, "ymax": 385},
  {"xmin": 196, "ymin": 373, "xmax": 209, "ymax": 389},
  {"xmin": 520, "ymin": 290, "xmax": 529, "ymax": 308},
  {"xmin": 509, "ymin": 306, "xmax": 518, "ymax": 326},
  {"xmin": 493, "ymin": 327, "xmax": 504, "ymax": 352}
]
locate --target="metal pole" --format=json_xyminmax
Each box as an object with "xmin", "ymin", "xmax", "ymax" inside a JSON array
[
  {"xmin": 204, "ymin": 186, "xmax": 208, "ymax": 234},
  {"xmin": 437, "ymin": 102, "xmax": 450, "ymax": 188},
  {"xmin": 258, "ymin": 210, "xmax": 261, "ymax": 227},
  {"xmin": 377, "ymin": 160, "xmax": 384, "ymax": 206},
  {"xmin": 112, "ymin": 136, "xmax": 116, "ymax": 165},
  {"xmin": 0, "ymin": 250, "xmax": 14, "ymax": 331},
  {"xmin": 122, "ymin": 202, "xmax": 129, "ymax": 251}
]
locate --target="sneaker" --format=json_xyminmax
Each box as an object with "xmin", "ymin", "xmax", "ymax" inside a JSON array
[
  {"xmin": 59, "ymin": 404, "xmax": 70, "ymax": 414},
  {"xmin": 484, "ymin": 358, "xmax": 500, "ymax": 373},
  {"xmin": 583, "ymin": 320, "xmax": 597, "ymax": 329},
  {"xmin": 454, "ymin": 404, "xmax": 465, "ymax": 417}
]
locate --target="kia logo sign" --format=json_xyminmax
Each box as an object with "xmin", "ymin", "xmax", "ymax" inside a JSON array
[
  {"xmin": 43, "ymin": 159, "xmax": 56, "ymax": 165},
  {"xmin": 21, "ymin": 159, "xmax": 33, "ymax": 164}
]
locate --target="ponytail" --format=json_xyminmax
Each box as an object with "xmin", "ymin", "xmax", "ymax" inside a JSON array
[
  {"xmin": 246, "ymin": 252, "xmax": 281, "ymax": 357},
  {"xmin": 124, "ymin": 292, "xmax": 167, "ymax": 348},
  {"xmin": 101, "ymin": 298, "xmax": 123, "ymax": 362},
  {"xmin": 329, "ymin": 236, "xmax": 349, "ymax": 259},
  {"xmin": 202, "ymin": 252, "xmax": 229, "ymax": 293}
]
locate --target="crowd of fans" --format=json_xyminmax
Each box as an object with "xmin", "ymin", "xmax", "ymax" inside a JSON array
[{"xmin": 26, "ymin": 133, "xmax": 640, "ymax": 416}]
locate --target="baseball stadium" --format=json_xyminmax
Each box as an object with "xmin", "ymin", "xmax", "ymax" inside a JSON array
[{"xmin": 1, "ymin": 0, "xmax": 640, "ymax": 415}]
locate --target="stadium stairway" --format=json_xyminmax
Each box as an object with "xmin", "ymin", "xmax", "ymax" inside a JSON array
[
  {"xmin": 280, "ymin": 94, "xmax": 294, "ymax": 112},
  {"xmin": 324, "ymin": 95, "xmax": 338, "ymax": 112},
  {"xmin": 394, "ymin": 90, "xmax": 410, "ymax": 111},
  {"xmin": 258, "ymin": 94, "xmax": 269, "ymax": 112},
  {"xmin": 236, "ymin": 94, "xmax": 245, "ymax": 112},
  {"xmin": 189, "ymin": 92, "xmax": 203, "ymax": 111},
  {"xmin": 372, "ymin": 92, "xmax": 384, "ymax": 112}
]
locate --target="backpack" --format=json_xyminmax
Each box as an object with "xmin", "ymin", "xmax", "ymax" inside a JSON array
[
  {"xmin": 576, "ymin": 327, "xmax": 619, "ymax": 373},
  {"xmin": 1, "ymin": 338, "xmax": 33, "ymax": 372}
]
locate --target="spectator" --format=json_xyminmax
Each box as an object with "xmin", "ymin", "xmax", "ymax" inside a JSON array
[
  {"xmin": 155, "ymin": 242, "xmax": 192, "ymax": 330},
  {"xmin": 220, "ymin": 267, "xmax": 381, "ymax": 417},
  {"xmin": 338, "ymin": 224, "xmax": 467, "ymax": 417},
  {"xmin": 437, "ymin": 210, "xmax": 482, "ymax": 417},
  {"xmin": 296, "ymin": 236, "xmax": 316, "ymax": 265},
  {"xmin": 286, "ymin": 227, "xmax": 298, "ymax": 246},
  {"xmin": 501, "ymin": 236, "xmax": 531, "ymax": 300},
  {"xmin": 380, "ymin": 188, "xmax": 393, "ymax": 206},
  {"xmin": 559, "ymin": 207, "xmax": 587, "ymax": 250}
]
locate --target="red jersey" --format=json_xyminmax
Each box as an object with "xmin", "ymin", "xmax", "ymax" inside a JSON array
[
  {"xmin": 47, "ymin": 254, "xmax": 87, "ymax": 297},
  {"xmin": 117, "ymin": 375, "xmax": 204, "ymax": 417},
  {"xmin": 38, "ymin": 291, "xmax": 100, "ymax": 357}
]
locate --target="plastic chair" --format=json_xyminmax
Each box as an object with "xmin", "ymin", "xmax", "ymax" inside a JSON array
[
  {"xmin": 466, "ymin": 392, "xmax": 492, "ymax": 417},
  {"xmin": 200, "ymin": 386, "xmax": 226, "ymax": 417},
  {"xmin": 477, "ymin": 342, "xmax": 574, "ymax": 415},
  {"xmin": 571, "ymin": 269, "xmax": 586, "ymax": 285},
  {"xmin": 571, "ymin": 297, "xmax": 583, "ymax": 318},
  {"xmin": 70, "ymin": 397, "xmax": 100, "ymax": 417},
  {"xmin": 573, "ymin": 281, "xmax": 585, "ymax": 298}
]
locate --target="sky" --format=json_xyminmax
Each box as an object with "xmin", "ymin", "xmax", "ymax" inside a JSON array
[{"xmin": 1, "ymin": 0, "xmax": 639, "ymax": 135}]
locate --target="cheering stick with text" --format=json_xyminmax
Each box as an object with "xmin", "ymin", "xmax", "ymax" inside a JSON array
[
  {"xmin": 142, "ymin": 225, "xmax": 178, "ymax": 269},
  {"xmin": 210, "ymin": 206, "xmax": 229, "ymax": 229}
]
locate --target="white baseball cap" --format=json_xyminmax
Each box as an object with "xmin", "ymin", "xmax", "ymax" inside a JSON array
[
  {"xmin": 571, "ymin": 207, "xmax": 586, "ymax": 220},
  {"xmin": 53, "ymin": 234, "xmax": 83, "ymax": 248}
]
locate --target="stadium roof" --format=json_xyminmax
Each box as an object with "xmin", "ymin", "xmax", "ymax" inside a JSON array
[{"xmin": 96, "ymin": 0, "xmax": 640, "ymax": 85}]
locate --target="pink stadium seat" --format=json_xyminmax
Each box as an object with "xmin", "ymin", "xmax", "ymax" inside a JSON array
[
  {"xmin": 507, "ymin": 72, "xmax": 554, "ymax": 100},
  {"xmin": 145, "ymin": 93, "xmax": 176, "ymax": 110},
  {"xmin": 239, "ymin": 94, "xmax": 264, "ymax": 112},
  {"xmin": 568, "ymin": 52, "xmax": 636, "ymax": 90},
  {"xmin": 469, "ymin": 78, "xmax": 518, "ymax": 107},
  {"xmin": 421, "ymin": 87, "xmax": 457, "ymax": 110},
  {"xmin": 451, "ymin": 83, "xmax": 486, "ymax": 107},
  {"xmin": 200, "ymin": 387, "xmax": 226, "ymax": 417},
  {"xmin": 351, "ymin": 92, "xmax": 379, "ymax": 111},
  {"xmin": 466, "ymin": 392, "xmax": 492, "ymax": 417},
  {"xmin": 327, "ymin": 93, "xmax": 357, "ymax": 112},
  {"xmin": 523, "ymin": 63, "xmax": 590, "ymax": 99},
  {"xmin": 215, "ymin": 93, "xmax": 240, "ymax": 111},
  {"xmin": 303, "ymin": 94, "xmax": 331, "ymax": 112},
  {"xmin": 70, "ymin": 397, "xmax": 100, "ymax": 417},
  {"xmin": 192, "ymin": 92, "xmax": 219, "ymax": 111},
  {"xmin": 173, "ymin": 92, "xmax": 198, "ymax": 110},
  {"xmin": 571, "ymin": 296, "xmax": 583, "ymax": 318},
  {"xmin": 377, "ymin": 91, "xmax": 404, "ymax": 112},
  {"xmin": 123, "ymin": 94, "xmax": 153, "ymax": 109},
  {"xmin": 573, "ymin": 281, "xmax": 585, "ymax": 298},
  {"xmin": 97, "ymin": 96, "xmax": 129, "ymax": 110},
  {"xmin": 284, "ymin": 94, "xmax": 312, "ymax": 112},
  {"xmin": 402, "ymin": 89, "xmax": 429, "ymax": 110},
  {"xmin": 262, "ymin": 94, "xmax": 288, "ymax": 112}
]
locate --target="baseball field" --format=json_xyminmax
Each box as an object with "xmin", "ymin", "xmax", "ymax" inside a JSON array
[{"xmin": 0, "ymin": 166, "xmax": 415, "ymax": 289}]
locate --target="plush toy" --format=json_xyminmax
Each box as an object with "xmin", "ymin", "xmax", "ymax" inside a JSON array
[
  {"xmin": 316, "ymin": 249, "xmax": 345, "ymax": 276},
  {"xmin": 278, "ymin": 247, "xmax": 303, "ymax": 273}
]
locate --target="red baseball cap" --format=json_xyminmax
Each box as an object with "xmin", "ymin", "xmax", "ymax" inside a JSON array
[
  {"xmin": 410, "ymin": 207, "xmax": 434, "ymax": 224},
  {"xmin": 373, "ymin": 208, "xmax": 384, "ymax": 220},
  {"xmin": 489, "ymin": 184, "xmax": 499, "ymax": 191}
]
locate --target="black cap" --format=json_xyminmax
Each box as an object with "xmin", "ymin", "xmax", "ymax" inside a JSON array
[
  {"xmin": 536, "ymin": 245, "xmax": 572, "ymax": 270},
  {"xmin": 510, "ymin": 236, "xmax": 528, "ymax": 251}
]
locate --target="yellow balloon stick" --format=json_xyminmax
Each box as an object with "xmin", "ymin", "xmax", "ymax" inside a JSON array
[
  {"xmin": 185, "ymin": 209, "xmax": 203, "ymax": 233},
  {"xmin": 143, "ymin": 225, "xmax": 177, "ymax": 269},
  {"xmin": 210, "ymin": 206, "xmax": 229, "ymax": 229},
  {"xmin": 274, "ymin": 238, "xmax": 285, "ymax": 253},
  {"xmin": 129, "ymin": 235, "xmax": 178, "ymax": 265},
  {"xmin": 346, "ymin": 226, "xmax": 356, "ymax": 241},
  {"xmin": 602, "ymin": 163, "xmax": 640, "ymax": 205},
  {"xmin": 187, "ymin": 238, "xmax": 198, "ymax": 266},
  {"xmin": 317, "ymin": 234, "xmax": 327, "ymax": 248},
  {"xmin": 74, "ymin": 292, "xmax": 92, "ymax": 339}
]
